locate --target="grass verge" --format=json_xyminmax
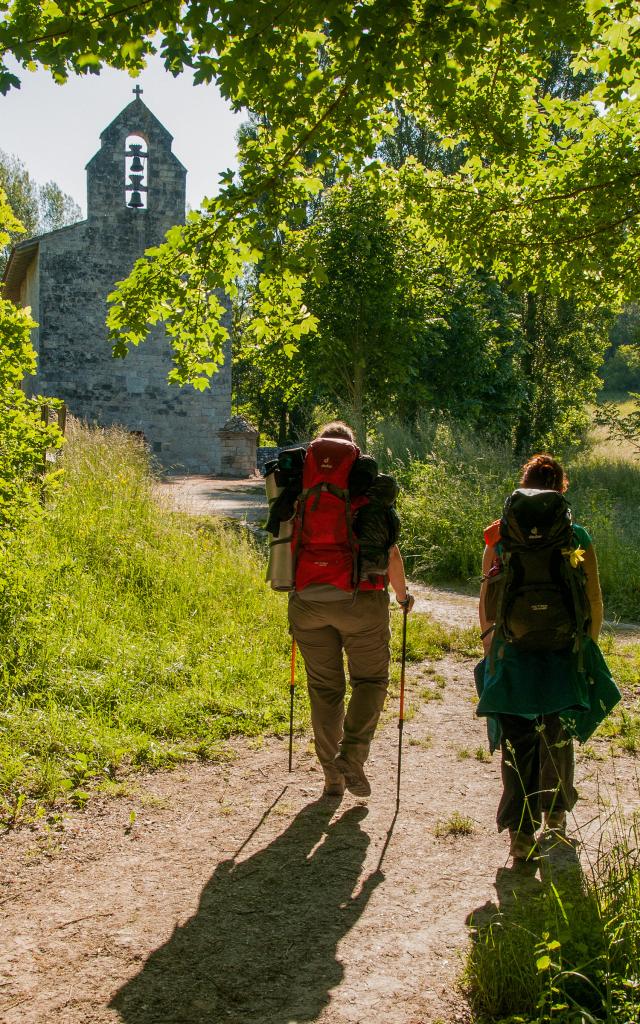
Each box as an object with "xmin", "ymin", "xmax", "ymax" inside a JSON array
[
  {"xmin": 0, "ymin": 423, "xmax": 463, "ymax": 824},
  {"xmin": 464, "ymin": 806, "xmax": 640, "ymax": 1023}
]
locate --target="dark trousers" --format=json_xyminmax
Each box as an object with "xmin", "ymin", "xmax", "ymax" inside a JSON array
[{"xmin": 496, "ymin": 713, "xmax": 578, "ymax": 834}]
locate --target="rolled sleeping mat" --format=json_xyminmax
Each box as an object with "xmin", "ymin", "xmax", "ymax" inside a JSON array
[{"xmin": 265, "ymin": 462, "xmax": 295, "ymax": 591}]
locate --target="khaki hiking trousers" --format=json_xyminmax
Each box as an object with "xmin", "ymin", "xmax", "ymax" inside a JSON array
[{"xmin": 288, "ymin": 589, "xmax": 391, "ymax": 770}]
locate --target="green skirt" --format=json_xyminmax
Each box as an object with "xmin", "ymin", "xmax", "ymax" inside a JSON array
[{"xmin": 476, "ymin": 638, "xmax": 620, "ymax": 744}]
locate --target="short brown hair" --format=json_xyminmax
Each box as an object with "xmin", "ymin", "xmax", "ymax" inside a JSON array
[
  {"xmin": 520, "ymin": 453, "xmax": 568, "ymax": 493},
  {"xmin": 318, "ymin": 420, "xmax": 355, "ymax": 442}
]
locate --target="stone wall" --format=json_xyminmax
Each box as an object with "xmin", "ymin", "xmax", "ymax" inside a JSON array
[{"xmin": 218, "ymin": 416, "xmax": 258, "ymax": 477}]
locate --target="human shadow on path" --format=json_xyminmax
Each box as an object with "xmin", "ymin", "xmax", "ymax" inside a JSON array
[{"xmin": 110, "ymin": 799, "xmax": 382, "ymax": 1024}]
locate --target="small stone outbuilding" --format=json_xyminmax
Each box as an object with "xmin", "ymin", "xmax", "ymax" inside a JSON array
[{"xmin": 2, "ymin": 90, "xmax": 244, "ymax": 475}]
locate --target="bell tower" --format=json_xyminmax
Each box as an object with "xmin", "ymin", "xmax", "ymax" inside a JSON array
[{"xmin": 85, "ymin": 87, "xmax": 186, "ymax": 235}]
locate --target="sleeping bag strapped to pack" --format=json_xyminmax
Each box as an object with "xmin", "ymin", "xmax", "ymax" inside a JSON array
[
  {"xmin": 485, "ymin": 488, "xmax": 590, "ymax": 653},
  {"xmin": 353, "ymin": 474, "xmax": 400, "ymax": 582},
  {"xmin": 292, "ymin": 436, "xmax": 383, "ymax": 592}
]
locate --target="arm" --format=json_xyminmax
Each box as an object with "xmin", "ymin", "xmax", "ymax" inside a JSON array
[
  {"xmin": 479, "ymin": 545, "xmax": 495, "ymax": 655},
  {"xmin": 583, "ymin": 544, "xmax": 604, "ymax": 640},
  {"xmin": 387, "ymin": 544, "xmax": 414, "ymax": 611}
]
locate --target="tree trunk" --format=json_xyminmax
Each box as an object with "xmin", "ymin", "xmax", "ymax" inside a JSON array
[
  {"xmin": 514, "ymin": 290, "xmax": 538, "ymax": 455},
  {"xmin": 352, "ymin": 357, "xmax": 366, "ymax": 448},
  {"xmin": 277, "ymin": 403, "xmax": 288, "ymax": 446}
]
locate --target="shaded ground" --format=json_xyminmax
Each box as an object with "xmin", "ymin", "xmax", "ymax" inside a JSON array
[{"xmin": 1, "ymin": 651, "xmax": 636, "ymax": 1024}]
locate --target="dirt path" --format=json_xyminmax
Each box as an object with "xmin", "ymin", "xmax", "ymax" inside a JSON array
[
  {"xmin": 2, "ymin": 475, "xmax": 635, "ymax": 1022},
  {"xmin": 1, "ymin": 651, "xmax": 636, "ymax": 1024}
]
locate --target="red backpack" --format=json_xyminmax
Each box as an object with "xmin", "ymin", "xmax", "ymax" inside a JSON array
[{"xmin": 292, "ymin": 437, "xmax": 382, "ymax": 593}]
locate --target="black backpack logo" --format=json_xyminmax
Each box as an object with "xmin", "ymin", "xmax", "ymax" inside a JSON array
[{"xmin": 485, "ymin": 488, "xmax": 590, "ymax": 655}]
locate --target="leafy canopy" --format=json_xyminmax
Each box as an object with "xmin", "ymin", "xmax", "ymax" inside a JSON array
[
  {"xmin": 2, "ymin": 1, "xmax": 640, "ymax": 382},
  {"xmin": 0, "ymin": 186, "xmax": 63, "ymax": 536}
]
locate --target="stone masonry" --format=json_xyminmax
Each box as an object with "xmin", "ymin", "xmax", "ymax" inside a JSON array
[{"xmin": 3, "ymin": 92, "xmax": 235, "ymax": 474}]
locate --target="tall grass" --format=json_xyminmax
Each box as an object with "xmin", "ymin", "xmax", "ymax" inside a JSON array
[
  {"xmin": 369, "ymin": 417, "xmax": 640, "ymax": 619},
  {"xmin": 0, "ymin": 422, "xmax": 457, "ymax": 821},
  {"xmin": 464, "ymin": 805, "xmax": 640, "ymax": 1023},
  {"xmin": 0, "ymin": 423, "xmax": 297, "ymax": 815}
]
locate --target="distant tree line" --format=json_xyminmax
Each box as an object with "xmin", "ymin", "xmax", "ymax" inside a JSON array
[{"xmin": 0, "ymin": 149, "xmax": 81, "ymax": 273}]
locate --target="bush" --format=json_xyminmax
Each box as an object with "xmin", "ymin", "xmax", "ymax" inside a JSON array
[{"xmin": 600, "ymin": 344, "xmax": 640, "ymax": 392}]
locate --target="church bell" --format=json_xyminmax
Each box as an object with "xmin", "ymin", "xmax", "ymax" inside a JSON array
[{"xmin": 127, "ymin": 171, "xmax": 146, "ymax": 209}]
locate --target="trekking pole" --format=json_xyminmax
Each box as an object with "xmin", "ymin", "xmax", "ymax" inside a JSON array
[
  {"xmin": 396, "ymin": 603, "xmax": 409, "ymax": 809},
  {"xmin": 288, "ymin": 639, "xmax": 296, "ymax": 772}
]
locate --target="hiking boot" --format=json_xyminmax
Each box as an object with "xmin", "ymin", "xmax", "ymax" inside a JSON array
[
  {"xmin": 509, "ymin": 830, "xmax": 538, "ymax": 862},
  {"xmin": 334, "ymin": 755, "xmax": 371, "ymax": 798},
  {"xmin": 322, "ymin": 782, "xmax": 345, "ymax": 798},
  {"xmin": 322, "ymin": 767, "xmax": 345, "ymax": 799},
  {"xmin": 544, "ymin": 809, "xmax": 567, "ymax": 833}
]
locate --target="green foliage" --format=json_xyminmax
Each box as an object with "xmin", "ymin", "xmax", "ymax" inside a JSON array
[
  {"xmin": 294, "ymin": 173, "xmax": 447, "ymax": 442},
  {"xmin": 600, "ymin": 347, "xmax": 640, "ymax": 394},
  {"xmin": 0, "ymin": 186, "xmax": 63, "ymax": 538},
  {"xmin": 514, "ymin": 292, "xmax": 612, "ymax": 454},
  {"xmin": 0, "ymin": 423, "xmax": 300, "ymax": 816},
  {"xmin": 464, "ymin": 807, "xmax": 640, "ymax": 1023},
  {"xmin": 1, "ymin": 2, "xmax": 637, "ymax": 383}
]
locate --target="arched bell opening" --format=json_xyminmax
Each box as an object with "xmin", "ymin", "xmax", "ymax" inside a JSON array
[{"xmin": 125, "ymin": 133, "xmax": 148, "ymax": 210}]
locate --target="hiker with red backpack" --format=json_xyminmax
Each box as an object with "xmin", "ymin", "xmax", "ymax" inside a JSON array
[
  {"xmin": 477, "ymin": 454, "xmax": 619, "ymax": 863},
  {"xmin": 266, "ymin": 420, "xmax": 413, "ymax": 799}
]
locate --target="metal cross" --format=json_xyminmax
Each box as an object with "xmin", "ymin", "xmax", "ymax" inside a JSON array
[{"xmin": 133, "ymin": 85, "xmax": 143, "ymax": 99}]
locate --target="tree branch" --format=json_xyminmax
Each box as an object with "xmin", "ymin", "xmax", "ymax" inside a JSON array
[{"xmin": 0, "ymin": 0, "xmax": 157, "ymax": 56}]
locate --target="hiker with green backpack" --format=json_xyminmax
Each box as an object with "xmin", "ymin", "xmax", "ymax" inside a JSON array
[{"xmin": 477, "ymin": 454, "xmax": 620, "ymax": 863}]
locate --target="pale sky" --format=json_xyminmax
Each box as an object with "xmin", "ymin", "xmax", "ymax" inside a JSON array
[{"xmin": 1, "ymin": 55, "xmax": 244, "ymax": 215}]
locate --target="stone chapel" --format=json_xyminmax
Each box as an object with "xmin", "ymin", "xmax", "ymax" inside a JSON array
[{"xmin": 2, "ymin": 90, "xmax": 254, "ymax": 474}]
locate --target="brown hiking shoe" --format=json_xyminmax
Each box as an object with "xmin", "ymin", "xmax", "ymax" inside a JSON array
[
  {"xmin": 334, "ymin": 755, "xmax": 371, "ymax": 798},
  {"xmin": 509, "ymin": 830, "xmax": 538, "ymax": 862},
  {"xmin": 322, "ymin": 782, "xmax": 345, "ymax": 798},
  {"xmin": 322, "ymin": 767, "xmax": 345, "ymax": 799}
]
